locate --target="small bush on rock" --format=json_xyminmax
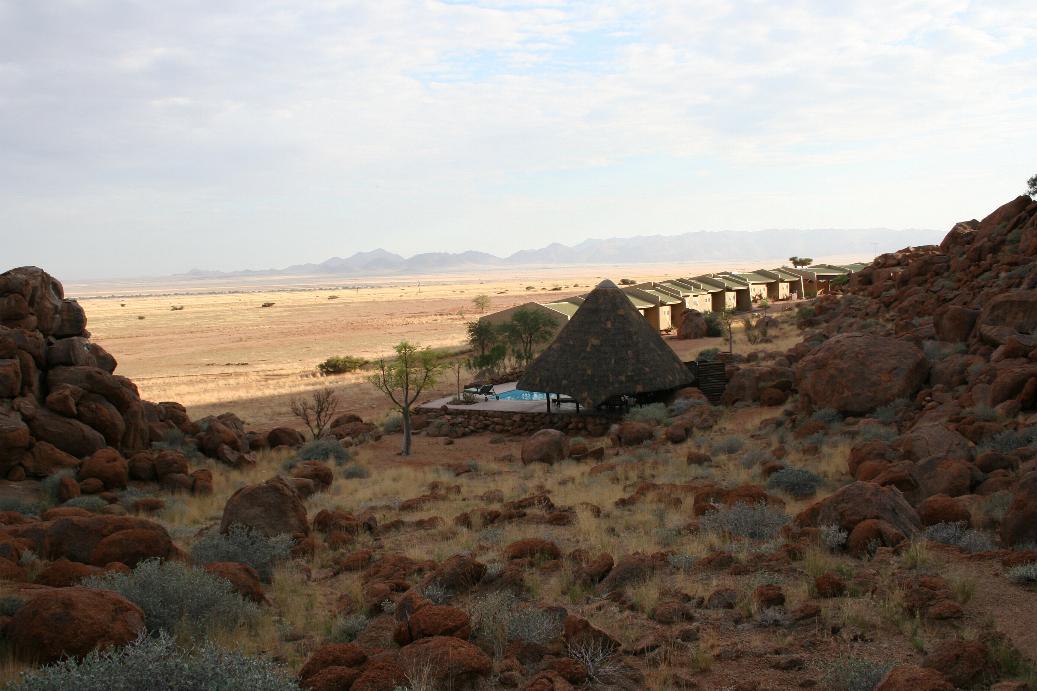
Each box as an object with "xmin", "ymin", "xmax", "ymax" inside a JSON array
[
  {"xmin": 40, "ymin": 469, "xmax": 76, "ymax": 505},
  {"xmin": 190, "ymin": 525, "xmax": 293, "ymax": 582},
  {"xmin": 980, "ymin": 425, "xmax": 1037, "ymax": 454},
  {"xmin": 700, "ymin": 502, "xmax": 788, "ymax": 541},
  {"xmin": 767, "ymin": 467, "xmax": 822, "ymax": 498},
  {"xmin": 0, "ymin": 497, "xmax": 41, "ymax": 515},
  {"xmin": 507, "ymin": 608, "xmax": 563, "ymax": 644},
  {"xmin": 152, "ymin": 429, "xmax": 206, "ymax": 463},
  {"xmin": 83, "ymin": 559, "xmax": 259, "ymax": 639},
  {"xmin": 8, "ymin": 632, "xmax": 298, "ymax": 691}
]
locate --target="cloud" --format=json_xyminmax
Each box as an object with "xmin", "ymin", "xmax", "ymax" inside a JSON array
[{"xmin": 1, "ymin": 0, "xmax": 1035, "ymax": 278}]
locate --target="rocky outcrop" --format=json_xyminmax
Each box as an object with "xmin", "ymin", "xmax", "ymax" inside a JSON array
[
  {"xmin": 220, "ymin": 476, "xmax": 310, "ymax": 538},
  {"xmin": 795, "ymin": 334, "xmax": 929, "ymax": 415}
]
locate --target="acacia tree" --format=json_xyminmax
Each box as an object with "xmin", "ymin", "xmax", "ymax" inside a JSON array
[
  {"xmin": 289, "ymin": 387, "xmax": 339, "ymax": 439},
  {"xmin": 466, "ymin": 320, "xmax": 497, "ymax": 357},
  {"xmin": 472, "ymin": 294, "xmax": 491, "ymax": 313},
  {"xmin": 369, "ymin": 341, "xmax": 440, "ymax": 456},
  {"xmin": 1028, "ymin": 173, "xmax": 1037, "ymax": 199},
  {"xmin": 788, "ymin": 256, "xmax": 814, "ymax": 268},
  {"xmin": 502, "ymin": 308, "xmax": 558, "ymax": 365}
]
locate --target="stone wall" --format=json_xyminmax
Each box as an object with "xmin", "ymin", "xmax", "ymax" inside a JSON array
[{"xmin": 418, "ymin": 406, "xmax": 616, "ymax": 438}]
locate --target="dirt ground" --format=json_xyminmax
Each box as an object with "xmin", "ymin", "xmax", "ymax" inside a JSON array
[{"xmin": 74, "ymin": 257, "xmax": 860, "ymax": 429}]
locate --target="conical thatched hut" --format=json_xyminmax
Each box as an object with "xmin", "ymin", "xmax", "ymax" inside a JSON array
[{"xmin": 517, "ymin": 279, "xmax": 694, "ymax": 409}]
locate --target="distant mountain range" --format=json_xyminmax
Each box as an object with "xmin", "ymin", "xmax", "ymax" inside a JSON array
[{"xmin": 182, "ymin": 228, "xmax": 945, "ymax": 278}]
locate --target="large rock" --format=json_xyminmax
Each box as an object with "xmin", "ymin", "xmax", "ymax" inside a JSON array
[
  {"xmin": 875, "ymin": 665, "xmax": 953, "ymax": 691},
  {"xmin": 676, "ymin": 310, "xmax": 708, "ymax": 339},
  {"xmin": 2, "ymin": 515, "xmax": 177, "ymax": 564},
  {"xmin": 393, "ymin": 603, "xmax": 471, "ymax": 645},
  {"xmin": 1001, "ymin": 471, "xmax": 1037, "ymax": 547},
  {"xmin": 894, "ymin": 423, "xmax": 974, "ymax": 461},
  {"xmin": 0, "ymin": 358, "xmax": 21, "ymax": 397},
  {"xmin": 795, "ymin": 333, "xmax": 929, "ymax": 415},
  {"xmin": 25, "ymin": 404, "xmax": 107, "ymax": 458},
  {"xmin": 796, "ymin": 481, "xmax": 921, "ymax": 537},
  {"xmin": 0, "ymin": 267, "xmax": 86, "ymax": 337},
  {"xmin": 521, "ymin": 429, "xmax": 569, "ymax": 465},
  {"xmin": 6, "ymin": 587, "xmax": 144, "ymax": 663},
  {"xmin": 397, "ymin": 636, "xmax": 492, "ymax": 690},
  {"xmin": 79, "ymin": 448, "xmax": 129, "ymax": 489},
  {"xmin": 933, "ymin": 305, "xmax": 979, "ymax": 343},
  {"xmin": 266, "ymin": 427, "xmax": 305, "ymax": 448},
  {"xmin": 0, "ymin": 409, "xmax": 31, "ymax": 454},
  {"xmin": 220, "ymin": 476, "xmax": 310, "ymax": 537},
  {"xmin": 721, "ymin": 365, "xmax": 794, "ymax": 406},
  {"xmin": 977, "ymin": 290, "xmax": 1037, "ymax": 336}
]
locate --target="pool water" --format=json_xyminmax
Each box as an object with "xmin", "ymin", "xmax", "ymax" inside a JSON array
[{"xmin": 495, "ymin": 389, "xmax": 547, "ymax": 401}]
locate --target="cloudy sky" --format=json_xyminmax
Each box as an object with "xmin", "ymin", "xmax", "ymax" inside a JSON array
[{"xmin": 2, "ymin": 1, "xmax": 1035, "ymax": 279}]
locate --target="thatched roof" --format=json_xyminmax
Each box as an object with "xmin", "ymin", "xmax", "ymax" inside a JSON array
[{"xmin": 517, "ymin": 279, "xmax": 694, "ymax": 408}]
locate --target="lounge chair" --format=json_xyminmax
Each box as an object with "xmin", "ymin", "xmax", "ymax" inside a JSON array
[{"xmin": 463, "ymin": 384, "xmax": 496, "ymax": 400}]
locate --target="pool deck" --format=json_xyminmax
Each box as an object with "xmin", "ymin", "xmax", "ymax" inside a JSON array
[{"xmin": 418, "ymin": 382, "xmax": 581, "ymax": 414}]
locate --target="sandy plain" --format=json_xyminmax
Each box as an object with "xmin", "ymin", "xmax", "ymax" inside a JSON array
[{"xmin": 72, "ymin": 255, "xmax": 868, "ymax": 429}]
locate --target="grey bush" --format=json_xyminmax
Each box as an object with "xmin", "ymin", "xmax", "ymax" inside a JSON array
[
  {"xmin": 40, "ymin": 469, "xmax": 76, "ymax": 505},
  {"xmin": 63, "ymin": 495, "xmax": 109, "ymax": 512},
  {"xmin": 151, "ymin": 429, "xmax": 206, "ymax": 463},
  {"xmin": 0, "ymin": 595, "xmax": 25, "ymax": 616},
  {"xmin": 979, "ymin": 425, "xmax": 1037, "ymax": 454},
  {"xmin": 819, "ymin": 523, "xmax": 848, "ymax": 551},
  {"xmin": 0, "ymin": 497, "xmax": 41, "ymax": 515},
  {"xmin": 822, "ymin": 655, "xmax": 894, "ymax": 691},
  {"xmin": 382, "ymin": 413, "xmax": 403, "ymax": 434},
  {"xmin": 296, "ymin": 438, "xmax": 351, "ymax": 464},
  {"xmin": 667, "ymin": 553, "xmax": 696, "ymax": 573},
  {"xmin": 8, "ymin": 632, "xmax": 298, "ymax": 691},
  {"xmin": 739, "ymin": 448, "xmax": 773, "ymax": 469},
  {"xmin": 422, "ymin": 582, "xmax": 451, "ymax": 605},
  {"xmin": 341, "ymin": 463, "xmax": 370, "ymax": 479},
  {"xmin": 626, "ymin": 403, "xmax": 670, "ymax": 425},
  {"xmin": 1007, "ymin": 562, "xmax": 1037, "ymax": 584},
  {"xmin": 190, "ymin": 524, "xmax": 293, "ymax": 582},
  {"xmin": 924, "ymin": 522, "xmax": 997, "ymax": 553},
  {"xmin": 810, "ymin": 408, "xmax": 842, "ymax": 425},
  {"xmin": 710, "ymin": 435, "xmax": 744, "ymax": 456},
  {"xmin": 83, "ymin": 559, "xmax": 259, "ymax": 639},
  {"xmin": 766, "ymin": 467, "xmax": 822, "ymax": 498},
  {"xmin": 506, "ymin": 608, "xmax": 563, "ymax": 645},
  {"xmin": 329, "ymin": 613, "xmax": 369, "ymax": 642},
  {"xmin": 699, "ymin": 502, "xmax": 788, "ymax": 541}
]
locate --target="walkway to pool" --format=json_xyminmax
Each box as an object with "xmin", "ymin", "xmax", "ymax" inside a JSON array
[{"xmin": 418, "ymin": 382, "xmax": 581, "ymax": 414}]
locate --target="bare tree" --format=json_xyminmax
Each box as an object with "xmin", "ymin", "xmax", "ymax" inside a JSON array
[
  {"xmin": 369, "ymin": 341, "xmax": 441, "ymax": 455},
  {"xmin": 289, "ymin": 387, "xmax": 339, "ymax": 439}
]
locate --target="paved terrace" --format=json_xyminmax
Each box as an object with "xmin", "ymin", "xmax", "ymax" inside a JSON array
[{"xmin": 418, "ymin": 382, "xmax": 581, "ymax": 414}]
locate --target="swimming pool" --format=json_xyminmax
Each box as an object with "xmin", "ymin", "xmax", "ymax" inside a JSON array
[{"xmin": 495, "ymin": 389, "xmax": 547, "ymax": 401}]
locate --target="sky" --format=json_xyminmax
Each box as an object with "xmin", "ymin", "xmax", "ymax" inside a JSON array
[{"xmin": 2, "ymin": 1, "xmax": 1036, "ymax": 279}]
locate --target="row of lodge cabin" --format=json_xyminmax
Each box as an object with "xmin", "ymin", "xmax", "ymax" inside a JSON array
[{"xmin": 480, "ymin": 263, "xmax": 865, "ymax": 334}]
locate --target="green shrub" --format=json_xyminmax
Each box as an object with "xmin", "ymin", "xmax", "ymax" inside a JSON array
[
  {"xmin": 190, "ymin": 525, "xmax": 293, "ymax": 582},
  {"xmin": 317, "ymin": 355, "xmax": 369, "ymax": 376},
  {"xmin": 819, "ymin": 524, "xmax": 848, "ymax": 550},
  {"xmin": 40, "ymin": 469, "xmax": 76, "ymax": 505},
  {"xmin": 506, "ymin": 608, "xmax": 563, "ymax": 644},
  {"xmin": 382, "ymin": 413, "xmax": 403, "ymax": 433},
  {"xmin": 8, "ymin": 632, "xmax": 299, "ymax": 691},
  {"xmin": 83, "ymin": 559, "xmax": 259, "ymax": 640},
  {"xmin": 697, "ymin": 347, "xmax": 721, "ymax": 362},
  {"xmin": 296, "ymin": 438, "xmax": 351, "ymax": 464},
  {"xmin": 699, "ymin": 502, "xmax": 788, "ymax": 541},
  {"xmin": 858, "ymin": 425, "xmax": 897, "ymax": 442},
  {"xmin": 767, "ymin": 467, "xmax": 823, "ymax": 498},
  {"xmin": 703, "ymin": 313, "xmax": 723, "ymax": 337}
]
